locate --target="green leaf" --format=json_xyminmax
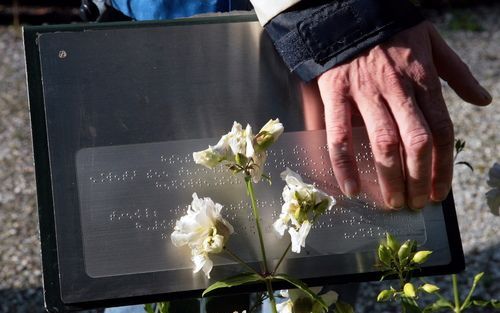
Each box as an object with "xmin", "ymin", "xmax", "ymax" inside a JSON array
[
  {"xmin": 422, "ymin": 298, "xmax": 454, "ymax": 313},
  {"xmin": 455, "ymin": 139, "xmax": 465, "ymax": 153},
  {"xmin": 273, "ymin": 273, "xmax": 328, "ymax": 310},
  {"xmin": 334, "ymin": 300, "xmax": 355, "ymax": 313},
  {"xmin": 472, "ymin": 299, "xmax": 490, "ymax": 307},
  {"xmin": 202, "ymin": 273, "xmax": 263, "ymax": 297},
  {"xmin": 456, "ymin": 161, "xmax": 474, "ymax": 172},
  {"xmin": 144, "ymin": 303, "xmax": 155, "ymax": 313}
]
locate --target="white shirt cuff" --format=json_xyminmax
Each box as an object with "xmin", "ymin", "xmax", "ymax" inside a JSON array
[{"xmin": 250, "ymin": 0, "xmax": 302, "ymax": 25}]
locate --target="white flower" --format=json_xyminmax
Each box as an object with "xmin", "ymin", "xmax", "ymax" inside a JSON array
[
  {"xmin": 171, "ymin": 193, "xmax": 234, "ymax": 278},
  {"xmin": 193, "ymin": 119, "xmax": 284, "ymax": 183},
  {"xmin": 289, "ymin": 221, "xmax": 312, "ymax": 254},
  {"xmin": 192, "ymin": 126, "xmax": 233, "ymax": 169},
  {"xmin": 486, "ymin": 162, "xmax": 500, "ymax": 216},
  {"xmin": 228, "ymin": 122, "xmax": 255, "ymax": 158},
  {"xmin": 274, "ymin": 168, "xmax": 335, "ymax": 253},
  {"xmin": 277, "ymin": 288, "xmax": 338, "ymax": 313},
  {"xmin": 255, "ymin": 118, "xmax": 284, "ymax": 151}
]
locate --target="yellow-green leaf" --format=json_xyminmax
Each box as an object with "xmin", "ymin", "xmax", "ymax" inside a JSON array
[{"xmin": 202, "ymin": 273, "xmax": 263, "ymax": 297}]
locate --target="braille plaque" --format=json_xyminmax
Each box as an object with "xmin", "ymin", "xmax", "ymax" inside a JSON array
[{"xmin": 24, "ymin": 15, "xmax": 464, "ymax": 312}]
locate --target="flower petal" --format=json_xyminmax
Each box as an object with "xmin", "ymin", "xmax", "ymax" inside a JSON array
[
  {"xmin": 289, "ymin": 220, "xmax": 311, "ymax": 253},
  {"xmin": 276, "ymin": 300, "xmax": 293, "ymax": 313}
]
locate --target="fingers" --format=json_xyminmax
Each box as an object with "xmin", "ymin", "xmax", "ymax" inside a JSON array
[
  {"xmin": 353, "ymin": 89, "xmax": 406, "ymax": 209},
  {"xmin": 381, "ymin": 71, "xmax": 433, "ymax": 209},
  {"xmin": 428, "ymin": 23, "xmax": 492, "ymax": 106},
  {"xmin": 411, "ymin": 67, "xmax": 454, "ymax": 202},
  {"xmin": 317, "ymin": 76, "xmax": 360, "ymax": 197}
]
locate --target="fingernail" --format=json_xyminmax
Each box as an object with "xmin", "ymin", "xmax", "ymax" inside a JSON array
[
  {"xmin": 433, "ymin": 183, "xmax": 450, "ymax": 201},
  {"xmin": 344, "ymin": 179, "xmax": 359, "ymax": 197},
  {"xmin": 389, "ymin": 192, "xmax": 405, "ymax": 209},
  {"xmin": 479, "ymin": 86, "xmax": 492, "ymax": 102},
  {"xmin": 411, "ymin": 195, "xmax": 428, "ymax": 210}
]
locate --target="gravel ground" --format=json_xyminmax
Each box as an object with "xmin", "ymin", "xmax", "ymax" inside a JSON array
[{"xmin": 0, "ymin": 4, "xmax": 499, "ymax": 313}]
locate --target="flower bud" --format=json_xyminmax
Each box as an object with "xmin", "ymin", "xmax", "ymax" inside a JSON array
[
  {"xmin": 403, "ymin": 283, "xmax": 417, "ymax": 298},
  {"xmin": 473, "ymin": 272, "xmax": 484, "ymax": 285},
  {"xmin": 378, "ymin": 244, "xmax": 392, "ymax": 265},
  {"xmin": 421, "ymin": 284, "xmax": 440, "ymax": 294},
  {"xmin": 376, "ymin": 289, "xmax": 394, "ymax": 302},
  {"xmin": 254, "ymin": 119, "xmax": 284, "ymax": 151},
  {"xmin": 398, "ymin": 241, "xmax": 411, "ymax": 263},
  {"xmin": 412, "ymin": 251, "xmax": 432, "ymax": 264},
  {"xmin": 386, "ymin": 233, "xmax": 400, "ymax": 252}
]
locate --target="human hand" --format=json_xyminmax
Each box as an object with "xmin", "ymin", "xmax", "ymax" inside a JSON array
[{"xmin": 317, "ymin": 21, "xmax": 492, "ymax": 209}]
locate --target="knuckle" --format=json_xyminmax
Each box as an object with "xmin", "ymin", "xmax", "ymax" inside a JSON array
[
  {"xmin": 406, "ymin": 128, "xmax": 432, "ymax": 157},
  {"xmin": 411, "ymin": 61, "xmax": 431, "ymax": 78},
  {"xmin": 373, "ymin": 128, "xmax": 400, "ymax": 155},
  {"xmin": 329, "ymin": 145, "xmax": 353, "ymax": 170},
  {"xmin": 331, "ymin": 154, "xmax": 353, "ymax": 170},
  {"xmin": 327, "ymin": 125, "xmax": 349, "ymax": 145},
  {"xmin": 382, "ymin": 67, "xmax": 404, "ymax": 89}
]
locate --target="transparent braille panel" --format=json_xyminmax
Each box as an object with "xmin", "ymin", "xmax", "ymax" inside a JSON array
[{"xmin": 76, "ymin": 128, "xmax": 427, "ymax": 278}]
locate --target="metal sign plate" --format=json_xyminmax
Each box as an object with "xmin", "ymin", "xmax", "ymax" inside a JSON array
[{"xmin": 24, "ymin": 15, "xmax": 463, "ymax": 312}]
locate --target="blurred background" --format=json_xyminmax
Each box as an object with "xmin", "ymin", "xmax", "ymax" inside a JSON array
[{"xmin": 0, "ymin": 0, "xmax": 499, "ymax": 312}]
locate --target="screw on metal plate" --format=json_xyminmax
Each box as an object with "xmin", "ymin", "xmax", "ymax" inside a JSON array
[{"xmin": 58, "ymin": 50, "xmax": 67, "ymax": 59}]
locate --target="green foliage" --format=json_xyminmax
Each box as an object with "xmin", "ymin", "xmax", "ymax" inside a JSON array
[
  {"xmin": 454, "ymin": 139, "xmax": 473, "ymax": 171},
  {"xmin": 143, "ymin": 302, "xmax": 170, "ymax": 313},
  {"xmin": 375, "ymin": 233, "xmax": 499, "ymax": 312},
  {"xmin": 144, "ymin": 303, "xmax": 155, "ymax": 313},
  {"xmin": 202, "ymin": 273, "xmax": 263, "ymax": 297},
  {"xmin": 157, "ymin": 302, "xmax": 170, "ymax": 313}
]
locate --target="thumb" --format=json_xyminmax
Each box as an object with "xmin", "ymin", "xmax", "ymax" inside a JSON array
[{"xmin": 428, "ymin": 24, "xmax": 492, "ymax": 106}]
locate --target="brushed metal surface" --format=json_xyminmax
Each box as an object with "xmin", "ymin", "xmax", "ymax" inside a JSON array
[{"xmin": 36, "ymin": 18, "xmax": 452, "ymax": 304}]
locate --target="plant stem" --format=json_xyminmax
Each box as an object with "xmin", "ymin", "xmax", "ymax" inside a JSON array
[
  {"xmin": 224, "ymin": 247, "xmax": 261, "ymax": 276},
  {"xmin": 273, "ymin": 243, "xmax": 291, "ymax": 274},
  {"xmin": 452, "ymin": 274, "xmax": 461, "ymax": 313},
  {"xmin": 245, "ymin": 177, "xmax": 269, "ymax": 274},
  {"xmin": 248, "ymin": 293, "xmax": 268, "ymax": 313},
  {"xmin": 265, "ymin": 278, "xmax": 278, "ymax": 313},
  {"xmin": 460, "ymin": 277, "xmax": 479, "ymax": 311}
]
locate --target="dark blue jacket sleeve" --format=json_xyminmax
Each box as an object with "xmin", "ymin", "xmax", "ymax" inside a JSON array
[{"xmin": 264, "ymin": 0, "xmax": 424, "ymax": 81}]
